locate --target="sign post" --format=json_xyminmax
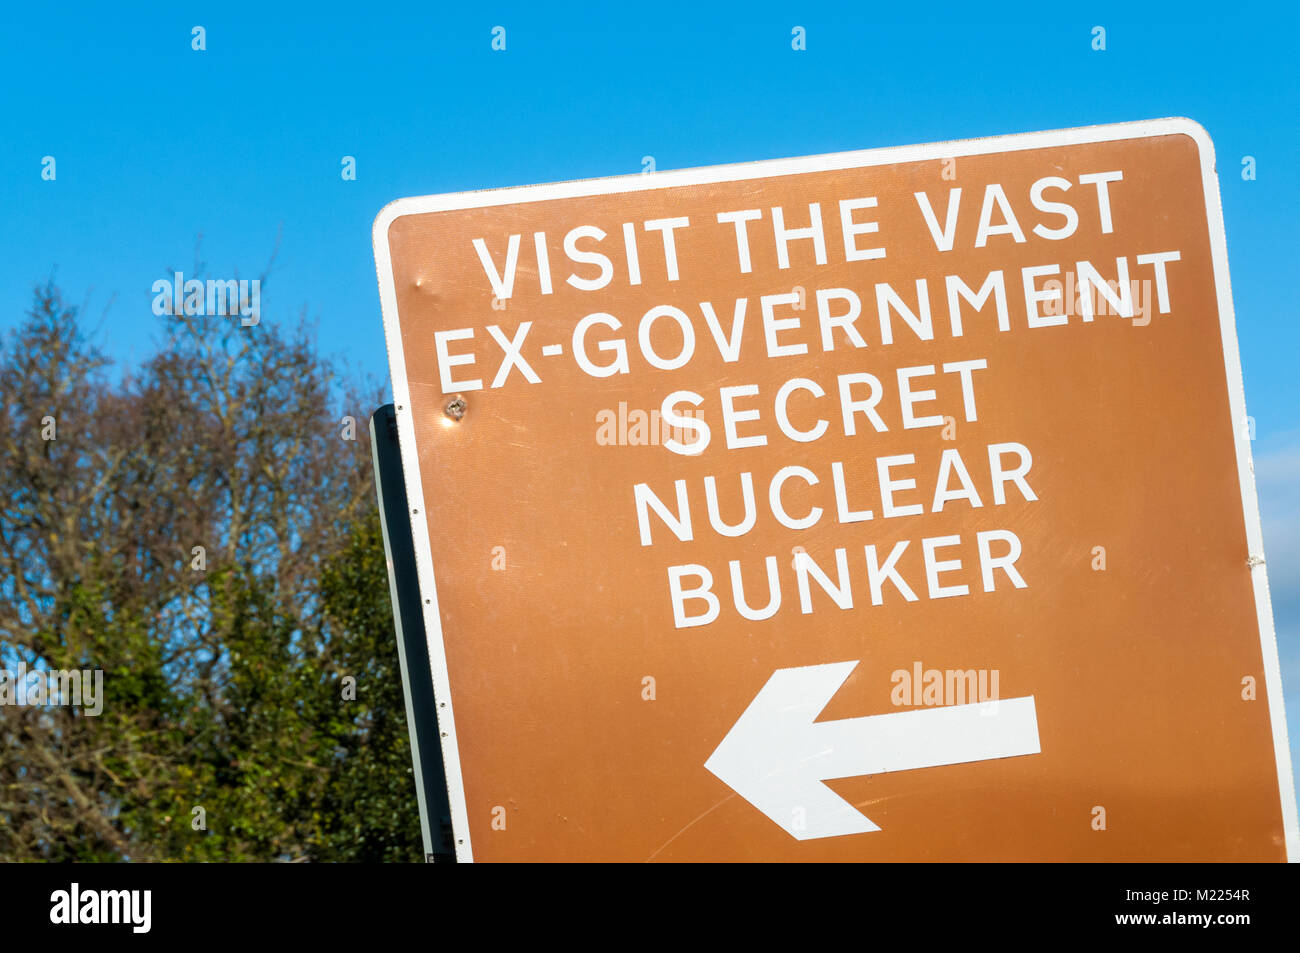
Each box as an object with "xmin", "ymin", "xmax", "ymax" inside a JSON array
[
  {"xmin": 370, "ymin": 404, "xmax": 457, "ymax": 862},
  {"xmin": 372, "ymin": 118, "xmax": 1298, "ymax": 861}
]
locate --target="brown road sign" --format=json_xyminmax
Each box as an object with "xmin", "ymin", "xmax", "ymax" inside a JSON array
[{"xmin": 373, "ymin": 118, "xmax": 1297, "ymax": 862}]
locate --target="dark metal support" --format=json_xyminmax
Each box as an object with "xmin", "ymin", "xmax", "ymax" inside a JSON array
[{"xmin": 369, "ymin": 404, "xmax": 456, "ymax": 862}]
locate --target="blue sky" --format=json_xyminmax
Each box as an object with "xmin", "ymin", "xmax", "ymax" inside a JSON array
[{"xmin": 3, "ymin": 2, "xmax": 1299, "ymax": 810}]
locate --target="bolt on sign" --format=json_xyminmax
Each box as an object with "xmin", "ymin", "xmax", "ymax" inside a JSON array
[{"xmin": 373, "ymin": 119, "xmax": 1298, "ymax": 862}]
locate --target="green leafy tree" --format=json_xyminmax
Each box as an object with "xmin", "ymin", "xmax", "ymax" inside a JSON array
[{"xmin": 0, "ymin": 278, "xmax": 421, "ymax": 861}]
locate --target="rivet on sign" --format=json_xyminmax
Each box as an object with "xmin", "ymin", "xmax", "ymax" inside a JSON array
[{"xmin": 445, "ymin": 396, "xmax": 468, "ymax": 421}]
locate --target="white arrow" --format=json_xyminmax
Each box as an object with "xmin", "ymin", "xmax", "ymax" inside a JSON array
[{"xmin": 704, "ymin": 660, "xmax": 1041, "ymax": 840}]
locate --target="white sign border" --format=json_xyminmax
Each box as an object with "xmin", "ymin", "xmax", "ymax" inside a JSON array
[{"xmin": 372, "ymin": 116, "xmax": 1299, "ymax": 863}]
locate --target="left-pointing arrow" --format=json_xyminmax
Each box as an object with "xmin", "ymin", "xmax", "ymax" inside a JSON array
[{"xmin": 704, "ymin": 660, "xmax": 1042, "ymax": 841}]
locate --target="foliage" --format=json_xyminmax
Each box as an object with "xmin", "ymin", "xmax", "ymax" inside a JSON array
[{"xmin": 0, "ymin": 280, "xmax": 420, "ymax": 861}]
